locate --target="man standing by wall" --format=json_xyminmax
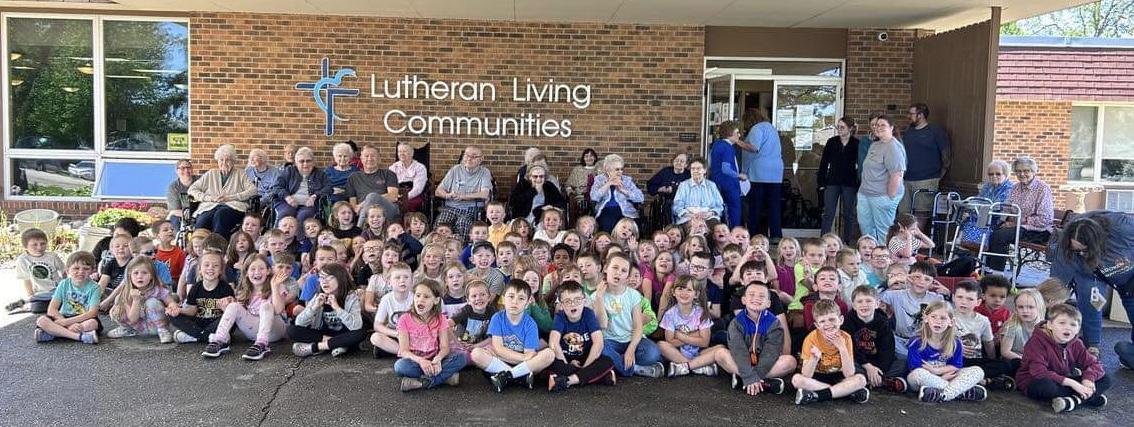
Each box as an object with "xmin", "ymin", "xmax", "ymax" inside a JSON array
[{"xmin": 898, "ymin": 103, "xmax": 951, "ymax": 214}]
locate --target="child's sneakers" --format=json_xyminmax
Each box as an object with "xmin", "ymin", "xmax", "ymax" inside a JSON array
[
  {"xmin": 691, "ymin": 363, "xmax": 718, "ymax": 377},
  {"xmin": 548, "ymin": 374, "xmax": 569, "ymax": 393},
  {"xmin": 489, "ymin": 371, "xmax": 513, "ymax": 393},
  {"xmin": 880, "ymin": 376, "xmax": 907, "ymax": 393},
  {"xmin": 633, "ymin": 362, "xmax": 666, "ymax": 378},
  {"xmin": 292, "ymin": 342, "xmax": 318, "ymax": 357},
  {"xmin": 849, "ymin": 388, "xmax": 870, "ymax": 404},
  {"xmin": 599, "ymin": 370, "xmax": 617, "ymax": 386},
  {"xmin": 157, "ymin": 328, "xmax": 173, "ymax": 344},
  {"xmin": 242, "ymin": 343, "xmax": 271, "ymax": 361},
  {"xmin": 918, "ymin": 386, "xmax": 945, "ymax": 403},
  {"xmin": 5, "ymin": 299, "xmax": 27, "ymax": 312},
  {"xmin": 445, "ymin": 373, "xmax": 460, "ymax": 387},
  {"xmin": 794, "ymin": 389, "xmax": 820, "ymax": 406},
  {"xmin": 1115, "ymin": 341, "xmax": 1134, "ymax": 370},
  {"xmin": 957, "ymin": 385, "xmax": 988, "ymax": 402},
  {"xmin": 986, "ymin": 375, "xmax": 1015, "ymax": 391},
  {"xmin": 400, "ymin": 377, "xmax": 426, "ymax": 392},
  {"xmin": 1083, "ymin": 394, "xmax": 1108, "ymax": 408},
  {"xmin": 33, "ymin": 327, "xmax": 55, "ymax": 343},
  {"xmin": 330, "ymin": 347, "xmax": 349, "ymax": 357},
  {"xmin": 668, "ymin": 362, "xmax": 691, "ymax": 377},
  {"xmin": 201, "ymin": 341, "xmax": 230, "ymax": 358},
  {"xmin": 79, "ymin": 331, "xmax": 98, "ymax": 344},
  {"xmin": 173, "ymin": 330, "xmax": 198, "ymax": 344},
  {"xmin": 1052, "ymin": 396, "xmax": 1081, "ymax": 413},
  {"xmin": 762, "ymin": 378, "xmax": 785, "ymax": 395},
  {"xmin": 107, "ymin": 326, "xmax": 138, "ymax": 339}
]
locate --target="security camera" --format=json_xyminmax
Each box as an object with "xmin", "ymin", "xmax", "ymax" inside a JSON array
[{"xmin": 877, "ymin": 31, "xmax": 889, "ymax": 42}]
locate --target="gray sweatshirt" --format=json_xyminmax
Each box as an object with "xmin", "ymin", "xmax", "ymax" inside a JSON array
[
  {"xmin": 727, "ymin": 315, "xmax": 785, "ymax": 386},
  {"xmin": 295, "ymin": 292, "xmax": 363, "ymax": 331}
]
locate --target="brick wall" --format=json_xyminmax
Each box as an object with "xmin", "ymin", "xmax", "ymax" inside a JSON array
[
  {"xmin": 845, "ymin": 29, "xmax": 919, "ymax": 131},
  {"xmin": 188, "ymin": 13, "xmax": 704, "ymax": 198},
  {"xmin": 992, "ymin": 99, "xmax": 1072, "ymax": 209}
]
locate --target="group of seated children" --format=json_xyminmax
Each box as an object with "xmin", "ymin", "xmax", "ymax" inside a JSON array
[{"xmin": 18, "ymin": 206, "xmax": 1112, "ymax": 414}]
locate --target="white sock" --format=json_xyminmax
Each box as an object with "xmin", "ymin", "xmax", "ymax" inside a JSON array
[
  {"xmin": 486, "ymin": 357, "xmax": 510, "ymax": 374},
  {"xmin": 510, "ymin": 362, "xmax": 532, "ymax": 378}
]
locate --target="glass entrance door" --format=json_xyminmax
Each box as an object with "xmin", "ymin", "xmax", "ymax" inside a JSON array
[
  {"xmin": 772, "ymin": 82, "xmax": 840, "ymax": 229},
  {"xmin": 703, "ymin": 74, "xmax": 735, "ymax": 156}
]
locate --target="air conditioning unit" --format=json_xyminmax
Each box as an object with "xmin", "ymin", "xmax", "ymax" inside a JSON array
[{"xmin": 1105, "ymin": 189, "xmax": 1134, "ymax": 213}]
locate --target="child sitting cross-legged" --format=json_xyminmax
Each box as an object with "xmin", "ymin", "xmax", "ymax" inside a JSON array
[
  {"xmin": 288, "ymin": 263, "xmax": 367, "ymax": 358},
  {"xmin": 657, "ymin": 276, "xmax": 730, "ymax": 377},
  {"xmin": 107, "ymin": 256, "xmax": 178, "ymax": 343},
  {"xmin": 1000, "ymin": 289, "xmax": 1046, "ymax": 376},
  {"xmin": 1017, "ymin": 304, "xmax": 1111, "ymax": 413},
  {"xmin": 594, "ymin": 253, "xmax": 665, "ymax": 378},
  {"xmin": 34, "ymin": 251, "xmax": 102, "ymax": 344},
  {"xmin": 841, "ymin": 285, "xmax": 907, "ymax": 393},
  {"xmin": 469, "ymin": 280, "xmax": 556, "ymax": 392},
  {"xmin": 546, "ymin": 281, "xmax": 617, "ymax": 393},
  {"xmin": 907, "ymin": 301, "xmax": 988, "ymax": 403},
  {"xmin": 450, "ymin": 280, "xmax": 497, "ymax": 353},
  {"xmin": 792, "ymin": 300, "xmax": 870, "ymax": 405},
  {"xmin": 723, "ymin": 281, "xmax": 796, "ymax": 396},
  {"xmin": 395, "ymin": 279, "xmax": 468, "ymax": 392},
  {"xmin": 952, "ymin": 280, "xmax": 1015, "ymax": 391},
  {"xmin": 201, "ymin": 254, "xmax": 291, "ymax": 360}
]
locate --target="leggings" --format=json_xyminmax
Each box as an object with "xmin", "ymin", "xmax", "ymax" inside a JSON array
[
  {"xmin": 548, "ymin": 356, "xmax": 616, "ymax": 386},
  {"xmin": 210, "ymin": 302, "xmax": 287, "ymax": 345},
  {"xmin": 907, "ymin": 366, "xmax": 984, "ymax": 401},
  {"xmin": 170, "ymin": 315, "xmax": 222, "ymax": 341},
  {"xmin": 286, "ymin": 324, "xmax": 369, "ymax": 350},
  {"xmin": 1025, "ymin": 375, "xmax": 1111, "ymax": 401},
  {"xmin": 110, "ymin": 298, "xmax": 170, "ymax": 335}
]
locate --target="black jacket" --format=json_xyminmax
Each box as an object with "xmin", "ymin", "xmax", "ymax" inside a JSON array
[
  {"xmin": 508, "ymin": 180, "xmax": 567, "ymax": 221},
  {"xmin": 817, "ymin": 135, "xmax": 860, "ymax": 188}
]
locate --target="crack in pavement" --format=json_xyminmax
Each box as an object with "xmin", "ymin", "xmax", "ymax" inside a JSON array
[{"xmin": 257, "ymin": 357, "xmax": 306, "ymax": 426}]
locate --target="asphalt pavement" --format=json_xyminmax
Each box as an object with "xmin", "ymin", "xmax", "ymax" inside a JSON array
[{"xmin": 0, "ymin": 308, "xmax": 1130, "ymax": 427}]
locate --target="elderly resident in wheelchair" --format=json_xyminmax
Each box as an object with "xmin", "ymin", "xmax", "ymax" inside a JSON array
[
  {"xmin": 187, "ymin": 144, "xmax": 258, "ymax": 235},
  {"xmin": 435, "ymin": 146, "xmax": 493, "ymax": 242},
  {"xmin": 346, "ymin": 144, "xmax": 401, "ymax": 227}
]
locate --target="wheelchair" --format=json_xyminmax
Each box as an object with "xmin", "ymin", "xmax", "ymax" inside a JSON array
[{"xmin": 173, "ymin": 192, "xmax": 272, "ymax": 249}]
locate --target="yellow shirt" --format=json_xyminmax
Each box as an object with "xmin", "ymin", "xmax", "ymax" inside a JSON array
[
  {"xmin": 802, "ymin": 329, "xmax": 854, "ymax": 374},
  {"xmin": 488, "ymin": 223, "xmax": 509, "ymax": 248}
]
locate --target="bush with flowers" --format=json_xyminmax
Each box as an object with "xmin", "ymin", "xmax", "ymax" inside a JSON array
[{"xmin": 88, "ymin": 202, "xmax": 154, "ymax": 229}]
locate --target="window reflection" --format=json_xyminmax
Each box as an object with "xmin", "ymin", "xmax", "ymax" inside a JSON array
[
  {"xmin": 104, "ymin": 20, "xmax": 189, "ymax": 153},
  {"xmin": 6, "ymin": 18, "xmax": 94, "ymax": 150},
  {"xmin": 10, "ymin": 158, "xmax": 95, "ymax": 197}
]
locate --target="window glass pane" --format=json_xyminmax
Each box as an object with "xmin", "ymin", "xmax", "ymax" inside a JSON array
[
  {"xmin": 9, "ymin": 158, "xmax": 95, "ymax": 197},
  {"xmin": 706, "ymin": 60, "xmax": 841, "ymax": 77},
  {"xmin": 1100, "ymin": 106, "xmax": 1134, "ymax": 183},
  {"xmin": 6, "ymin": 18, "xmax": 94, "ymax": 150},
  {"xmin": 95, "ymin": 161, "xmax": 176, "ymax": 198},
  {"xmin": 103, "ymin": 20, "xmax": 189, "ymax": 153},
  {"xmin": 1069, "ymin": 106, "xmax": 1097, "ymax": 181}
]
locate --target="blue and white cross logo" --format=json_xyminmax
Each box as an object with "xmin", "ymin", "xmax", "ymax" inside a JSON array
[{"xmin": 295, "ymin": 57, "xmax": 360, "ymax": 136}]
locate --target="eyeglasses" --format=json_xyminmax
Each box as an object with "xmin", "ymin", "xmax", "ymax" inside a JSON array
[
  {"xmin": 557, "ymin": 297, "xmax": 586, "ymax": 306},
  {"xmin": 1013, "ymin": 169, "xmax": 1032, "ymax": 175},
  {"xmin": 531, "ymin": 175, "xmax": 546, "ymax": 179},
  {"xmin": 141, "ymin": 250, "xmax": 155, "ymax": 256},
  {"xmin": 689, "ymin": 264, "xmax": 709, "ymax": 271},
  {"xmin": 297, "ymin": 159, "xmax": 313, "ymax": 163},
  {"xmin": 986, "ymin": 172, "xmax": 1003, "ymax": 176}
]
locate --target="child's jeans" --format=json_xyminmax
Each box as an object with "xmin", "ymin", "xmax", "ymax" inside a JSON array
[
  {"xmin": 602, "ymin": 338, "xmax": 661, "ymax": 377},
  {"xmin": 1025, "ymin": 375, "xmax": 1112, "ymax": 401},
  {"xmin": 907, "ymin": 366, "xmax": 984, "ymax": 401},
  {"xmin": 209, "ymin": 302, "xmax": 287, "ymax": 345},
  {"xmin": 394, "ymin": 353, "xmax": 468, "ymax": 388},
  {"xmin": 110, "ymin": 298, "xmax": 169, "ymax": 335}
]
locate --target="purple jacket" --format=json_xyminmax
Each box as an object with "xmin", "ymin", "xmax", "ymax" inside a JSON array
[{"xmin": 1016, "ymin": 321, "xmax": 1104, "ymax": 393}]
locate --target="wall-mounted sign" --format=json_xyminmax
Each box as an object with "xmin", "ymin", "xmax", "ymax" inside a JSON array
[{"xmin": 296, "ymin": 57, "xmax": 591, "ymax": 138}]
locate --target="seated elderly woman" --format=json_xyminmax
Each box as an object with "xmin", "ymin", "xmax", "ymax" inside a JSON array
[
  {"xmin": 244, "ymin": 149, "xmax": 279, "ymax": 206},
  {"xmin": 647, "ymin": 152, "xmax": 690, "ymax": 197},
  {"xmin": 957, "ymin": 159, "xmax": 1015, "ymax": 243},
  {"xmin": 345, "ymin": 144, "xmax": 401, "ymax": 226},
  {"xmin": 565, "ymin": 148, "xmax": 600, "ymax": 198},
  {"xmin": 671, "ymin": 157, "xmax": 723, "ymax": 225},
  {"xmin": 985, "ymin": 156, "xmax": 1054, "ymax": 272},
  {"xmin": 435, "ymin": 146, "xmax": 493, "ymax": 241},
  {"xmin": 272, "ymin": 147, "xmax": 331, "ymax": 226},
  {"xmin": 187, "ymin": 144, "xmax": 258, "ymax": 234},
  {"xmin": 508, "ymin": 164, "xmax": 567, "ymax": 224},
  {"xmin": 590, "ymin": 153, "xmax": 645, "ymax": 232},
  {"xmin": 389, "ymin": 141, "xmax": 428, "ymax": 212},
  {"xmin": 326, "ymin": 142, "xmax": 358, "ymax": 204}
]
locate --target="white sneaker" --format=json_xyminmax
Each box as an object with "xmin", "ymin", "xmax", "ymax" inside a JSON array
[
  {"xmin": 107, "ymin": 326, "xmax": 138, "ymax": 339},
  {"xmin": 157, "ymin": 328, "xmax": 174, "ymax": 344},
  {"xmin": 173, "ymin": 330, "xmax": 198, "ymax": 344},
  {"xmin": 692, "ymin": 363, "xmax": 718, "ymax": 377},
  {"xmin": 668, "ymin": 362, "xmax": 690, "ymax": 377}
]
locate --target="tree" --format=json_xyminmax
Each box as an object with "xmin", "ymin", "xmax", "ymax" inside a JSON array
[{"xmin": 1002, "ymin": 0, "xmax": 1134, "ymax": 37}]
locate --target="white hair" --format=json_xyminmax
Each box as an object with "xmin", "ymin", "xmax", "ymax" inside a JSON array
[
  {"xmin": 603, "ymin": 154, "xmax": 624, "ymax": 171},
  {"xmin": 1013, "ymin": 156, "xmax": 1038, "ymax": 174},
  {"xmin": 986, "ymin": 159, "xmax": 1009, "ymax": 175},
  {"xmin": 295, "ymin": 146, "xmax": 315, "ymax": 160},
  {"xmin": 214, "ymin": 144, "xmax": 236, "ymax": 161},
  {"xmin": 524, "ymin": 147, "xmax": 542, "ymax": 164},
  {"xmin": 248, "ymin": 148, "xmax": 268, "ymax": 162},
  {"xmin": 332, "ymin": 142, "xmax": 353, "ymax": 157}
]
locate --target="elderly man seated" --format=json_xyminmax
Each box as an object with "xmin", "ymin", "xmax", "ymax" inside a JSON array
[
  {"xmin": 244, "ymin": 148, "xmax": 279, "ymax": 206},
  {"xmin": 435, "ymin": 146, "xmax": 493, "ymax": 241},
  {"xmin": 345, "ymin": 144, "xmax": 401, "ymax": 227},
  {"xmin": 272, "ymin": 146, "xmax": 331, "ymax": 226}
]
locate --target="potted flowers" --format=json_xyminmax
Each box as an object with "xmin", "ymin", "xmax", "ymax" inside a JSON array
[{"xmin": 78, "ymin": 202, "xmax": 154, "ymax": 252}]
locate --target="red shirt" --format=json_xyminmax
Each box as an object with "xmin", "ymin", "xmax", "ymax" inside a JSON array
[
  {"xmin": 155, "ymin": 245, "xmax": 186, "ymax": 284},
  {"xmin": 976, "ymin": 304, "xmax": 1011, "ymax": 337}
]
